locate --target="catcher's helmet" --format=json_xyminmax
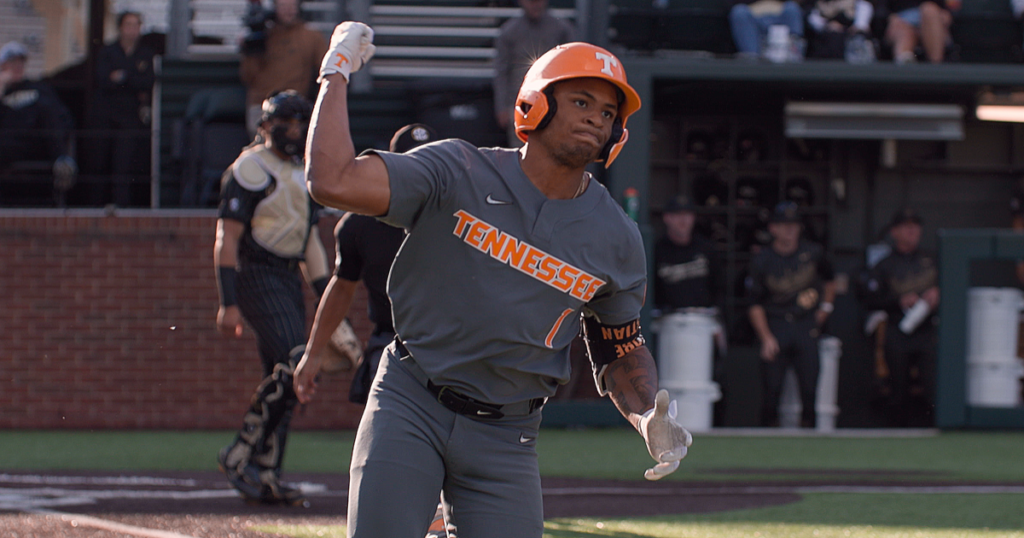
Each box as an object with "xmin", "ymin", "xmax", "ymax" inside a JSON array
[
  {"xmin": 514, "ymin": 42, "xmax": 641, "ymax": 167},
  {"xmin": 260, "ymin": 89, "xmax": 313, "ymax": 125}
]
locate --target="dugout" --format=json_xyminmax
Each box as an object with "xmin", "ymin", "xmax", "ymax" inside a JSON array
[{"xmin": 595, "ymin": 57, "xmax": 1024, "ymax": 429}]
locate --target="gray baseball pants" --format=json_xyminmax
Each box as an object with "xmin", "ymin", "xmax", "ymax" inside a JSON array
[{"xmin": 346, "ymin": 347, "xmax": 544, "ymax": 538}]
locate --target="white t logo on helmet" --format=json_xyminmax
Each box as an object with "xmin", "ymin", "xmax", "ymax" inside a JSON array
[{"xmin": 595, "ymin": 52, "xmax": 617, "ymax": 76}]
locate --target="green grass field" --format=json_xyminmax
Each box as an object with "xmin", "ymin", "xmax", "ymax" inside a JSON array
[{"xmin": 4, "ymin": 429, "xmax": 1024, "ymax": 537}]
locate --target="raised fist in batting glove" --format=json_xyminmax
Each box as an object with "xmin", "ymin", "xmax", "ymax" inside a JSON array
[
  {"xmin": 638, "ymin": 389, "xmax": 693, "ymax": 481},
  {"xmin": 319, "ymin": 21, "xmax": 376, "ymax": 83}
]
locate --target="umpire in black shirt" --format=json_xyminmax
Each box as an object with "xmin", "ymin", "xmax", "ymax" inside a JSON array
[{"xmin": 748, "ymin": 202, "xmax": 836, "ymax": 428}]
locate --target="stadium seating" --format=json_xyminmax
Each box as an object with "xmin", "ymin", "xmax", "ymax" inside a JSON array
[
  {"xmin": 174, "ymin": 86, "xmax": 250, "ymax": 207},
  {"xmin": 608, "ymin": 0, "xmax": 735, "ymax": 55},
  {"xmin": 950, "ymin": 0, "xmax": 1023, "ymax": 63}
]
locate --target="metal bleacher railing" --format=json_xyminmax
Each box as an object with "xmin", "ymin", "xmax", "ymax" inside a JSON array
[
  {"xmin": 367, "ymin": 4, "xmax": 577, "ymax": 79},
  {"xmin": 174, "ymin": 0, "xmax": 579, "ymax": 79}
]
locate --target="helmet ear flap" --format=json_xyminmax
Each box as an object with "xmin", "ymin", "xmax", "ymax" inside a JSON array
[
  {"xmin": 535, "ymin": 86, "xmax": 558, "ymax": 132},
  {"xmin": 514, "ymin": 89, "xmax": 550, "ymax": 143},
  {"xmin": 599, "ymin": 118, "xmax": 624, "ymax": 163}
]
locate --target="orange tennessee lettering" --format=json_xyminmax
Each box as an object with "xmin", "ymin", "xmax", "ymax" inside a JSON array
[
  {"xmin": 573, "ymin": 274, "xmax": 594, "ymax": 299},
  {"xmin": 498, "ymin": 235, "xmax": 528, "ymax": 267},
  {"xmin": 465, "ymin": 220, "xmax": 491, "ymax": 249},
  {"xmin": 479, "ymin": 228, "xmax": 508, "ymax": 257},
  {"xmin": 553, "ymin": 264, "xmax": 580, "ymax": 293},
  {"xmin": 535, "ymin": 255, "xmax": 561, "ymax": 282},
  {"xmin": 453, "ymin": 210, "xmax": 478, "ymax": 237},
  {"xmin": 333, "ymin": 52, "xmax": 350, "ymax": 68},
  {"xmin": 519, "ymin": 246, "xmax": 544, "ymax": 277},
  {"xmin": 452, "ymin": 210, "xmax": 606, "ymax": 301},
  {"xmin": 581, "ymin": 277, "xmax": 604, "ymax": 302}
]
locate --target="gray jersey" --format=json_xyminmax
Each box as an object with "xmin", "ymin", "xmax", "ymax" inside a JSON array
[{"xmin": 374, "ymin": 139, "xmax": 646, "ymax": 404}]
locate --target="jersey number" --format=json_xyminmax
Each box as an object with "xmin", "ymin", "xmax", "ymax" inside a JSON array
[{"xmin": 544, "ymin": 308, "xmax": 575, "ymax": 349}]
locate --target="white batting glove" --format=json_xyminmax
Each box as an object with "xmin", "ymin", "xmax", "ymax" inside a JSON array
[
  {"xmin": 638, "ymin": 389, "xmax": 693, "ymax": 481},
  {"xmin": 318, "ymin": 21, "xmax": 376, "ymax": 83}
]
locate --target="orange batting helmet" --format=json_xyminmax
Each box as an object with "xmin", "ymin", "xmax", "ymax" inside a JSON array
[{"xmin": 514, "ymin": 42, "xmax": 642, "ymax": 168}]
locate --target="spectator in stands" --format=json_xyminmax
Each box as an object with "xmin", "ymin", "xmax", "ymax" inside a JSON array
[
  {"xmin": 89, "ymin": 11, "xmax": 156, "ymax": 207},
  {"xmin": 240, "ymin": 0, "xmax": 327, "ymax": 138},
  {"xmin": 0, "ymin": 41, "xmax": 76, "ymax": 189},
  {"xmin": 884, "ymin": 0, "xmax": 952, "ymax": 63},
  {"xmin": 729, "ymin": 0, "xmax": 806, "ymax": 61},
  {"xmin": 805, "ymin": 0, "xmax": 875, "ymax": 60},
  {"xmin": 493, "ymin": 0, "xmax": 575, "ymax": 147}
]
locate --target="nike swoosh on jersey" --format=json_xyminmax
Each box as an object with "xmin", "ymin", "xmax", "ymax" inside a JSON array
[
  {"xmin": 485, "ymin": 194, "xmax": 512, "ymax": 205},
  {"xmin": 476, "ymin": 409, "xmax": 495, "ymax": 416},
  {"xmin": 519, "ymin": 434, "xmax": 534, "ymax": 444}
]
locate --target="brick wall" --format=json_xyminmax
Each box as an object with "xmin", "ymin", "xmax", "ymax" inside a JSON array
[{"xmin": 1, "ymin": 210, "xmax": 368, "ymax": 430}]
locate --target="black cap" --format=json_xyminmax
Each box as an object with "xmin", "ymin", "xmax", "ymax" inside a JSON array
[
  {"xmin": 390, "ymin": 123, "xmax": 437, "ymax": 153},
  {"xmin": 663, "ymin": 194, "xmax": 696, "ymax": 214},
  {"xmin": 769, "ymin": 201, "xmax": 801, "ymax": 224},
  {"xmin": 889, "ymin": 207, "xmax": 923, "ymax": 228}
]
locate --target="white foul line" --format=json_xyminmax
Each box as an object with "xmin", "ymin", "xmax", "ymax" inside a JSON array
[
  {"xmin": 32, "ymin": 509, "xmax": 198, "ymax": 538},
  {"xmin": 0, "ymin": 473, "xmax": 199, "ymax": 487}
]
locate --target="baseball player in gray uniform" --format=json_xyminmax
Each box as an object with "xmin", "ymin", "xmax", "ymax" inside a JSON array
[{"xmin": 294, "ymin": 22, "xmax": 692, "ymax": 538}]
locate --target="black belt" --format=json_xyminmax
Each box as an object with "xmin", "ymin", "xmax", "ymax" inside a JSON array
[
  {"xmin": 394, "ymin": 339, "xmax": 545, "ymax": 419},
  {"xmin": 242, "ymin": 252, "xmax": 301, "ymax": 272}
]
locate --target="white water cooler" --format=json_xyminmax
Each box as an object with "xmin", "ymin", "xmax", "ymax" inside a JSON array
[
  {"xmin": 779, "ymin": 336, "xmax": 842, "ymax": 431},
  {"xmin": 656, "ymin": 311, "xmax": 721, "ymax": 432},
  {"xmin": 965, "ymin": 288, "xmax": 1024, "ymax": 407}
]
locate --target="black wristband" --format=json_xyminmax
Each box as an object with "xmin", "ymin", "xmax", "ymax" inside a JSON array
[
  {"xmin": 217, "ymin": 266, "xmax": 238, "ymax": 307},
  {"xmin": 312, "ymin": 276, "xmax": 330, "ymax": 299}
]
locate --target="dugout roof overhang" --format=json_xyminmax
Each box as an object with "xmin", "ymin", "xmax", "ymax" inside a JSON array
[
  {"xmin": 607, "ymin": 56, "xmax": 1024, "ymax": 215},
  {"xmin": 607, "ymin": 57, "xmax": 1024, "ymax": 356}
]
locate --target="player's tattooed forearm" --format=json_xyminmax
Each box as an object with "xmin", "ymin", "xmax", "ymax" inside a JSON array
[{"xmin": 605, "ymin": 347, "xmax": 657, "ymax": 415}]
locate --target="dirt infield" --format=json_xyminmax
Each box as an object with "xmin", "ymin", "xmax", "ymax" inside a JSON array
[{"xmin": 3, "ymin": 470, "xmax": 1022, "ymax": 537}]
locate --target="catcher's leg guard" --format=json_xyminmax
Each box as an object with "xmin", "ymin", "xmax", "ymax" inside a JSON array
[
  {"xmin": 217, "ymin": 443, "xmax": 264, "ymax": 501},
  {"xmin": 220, "ymin": 348, "xmax": 303, "ymax": 504},
  {"xmin": 260, "ymin": 470, "xmax": 308, "ymax": 507}
]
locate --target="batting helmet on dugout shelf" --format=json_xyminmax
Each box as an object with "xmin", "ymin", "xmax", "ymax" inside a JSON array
[{"xmin": 514, "ymin": 42, "xmax": 642, "ymax": 167}]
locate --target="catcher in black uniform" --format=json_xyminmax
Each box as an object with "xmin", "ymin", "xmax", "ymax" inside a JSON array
[{"xmin": 214, "ymin": 90, "xmax": 330, "ymax": 506}]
